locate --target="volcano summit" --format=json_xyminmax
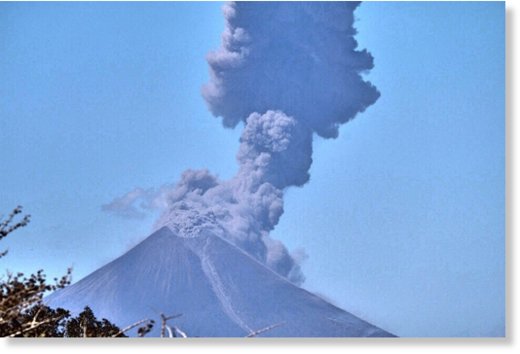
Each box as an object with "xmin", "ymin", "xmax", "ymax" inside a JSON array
[
  {"xmin": 47, "ymin": 1, "xmax": 392, "ymax": 337},
  {"xmin": 46, "ymin": 227, "xmax": 393, "ymax": 337}
]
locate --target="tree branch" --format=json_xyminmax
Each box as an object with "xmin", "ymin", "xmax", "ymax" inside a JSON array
[
  {"xmin": 112, "ymin": 318, "xmax": 152, "ymax": 338},
  {"xmin": 246, "ymin": 322, "xmax": 285, "ymax": 338}
]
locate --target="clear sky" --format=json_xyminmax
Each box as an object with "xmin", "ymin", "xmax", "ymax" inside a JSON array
[{"xmin": 0, "ymin": 1, "xmax": 504, "ymax": 337}]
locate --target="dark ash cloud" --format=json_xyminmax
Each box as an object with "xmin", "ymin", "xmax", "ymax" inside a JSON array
[{"xmin": 103, "ymin": 2, "xmax": 379, "ymax": 285}]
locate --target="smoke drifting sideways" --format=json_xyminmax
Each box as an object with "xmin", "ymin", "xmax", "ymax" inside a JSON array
[
  {"xmin": 104, "ymin": 2, "xmax": 379, "ymax": 285},
  {"xmin": 156, "ymin": 111, "xmax": 312, "ymax": 284}
]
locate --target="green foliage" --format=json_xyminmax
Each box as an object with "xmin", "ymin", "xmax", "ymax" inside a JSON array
[
  {"xmin": 0, "ymin": 206, "xmax": 30, "ymax": 258},
  {"xmin": 0, "ymin": 268, "xmax": 72, "ymax": 337},
  {"xmin": 0, "ymin": 206, "xmax": 126, "ymax": 337},
  {"xmin": 64, "ymin": 306, "xmax": 126, "ymax": 337}
]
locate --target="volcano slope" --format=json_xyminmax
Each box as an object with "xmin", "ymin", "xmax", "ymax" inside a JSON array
[{"xmin": 46, "ymin": 227, "xmax": 394, "ymax": 337}]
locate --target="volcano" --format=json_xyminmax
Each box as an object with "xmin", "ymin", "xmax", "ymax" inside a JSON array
[{"xmin": 46, "ymin": 226, "xmax": 393, "ymax": 337}]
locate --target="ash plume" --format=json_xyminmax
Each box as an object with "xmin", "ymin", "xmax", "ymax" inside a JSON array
[
  {"xmin": 105, "ymin": 2, "xmax": 379, "ymax": 284},
  {"xmin": 156, "ymin": 111, "xmax": 310, "ymax": 284},
  {"xmin": 202, "ymin": 1, "xmax": 380, "ymax": 139}
]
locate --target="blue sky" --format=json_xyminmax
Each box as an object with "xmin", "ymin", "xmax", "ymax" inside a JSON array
[{"xmin": 0, "ymin": 1, "xmax": 504, "ymax": 337}]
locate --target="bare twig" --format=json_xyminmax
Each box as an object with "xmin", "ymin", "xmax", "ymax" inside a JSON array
[
  {"xmin": 173, "ymin": 326, "xmax": 187, "ymax": 338},
  {"xmin": 8, "ymin": 314, "xmax": 67, "ymax": 338},
  {"xmin": 30, "ymin": 307, "xmax": 44, "ymax": 329},
  {"xmin": 160, "ymin": 313, "xmax": 182, "ymax": 338},
  {"xmin": 0, "ymin": 206, "xmax": 30, "ymax": 258},
  {"xmin": 111, "ymin": 318, "xmax": 153, "ymax": 338},
  {"xmin": 164, "ymin": 324, "xmax": 174, "ymax": 338},
  {"xmin": 81, "ymin": 318, "xmax": 87, "ymax": 338},
  {"xmin": 0, "ymin": 206, "xmax": 30, "ymax": 239},
  {"xmin": 246, "ymin": 322, "xmax": 285, "ymax": 338}
]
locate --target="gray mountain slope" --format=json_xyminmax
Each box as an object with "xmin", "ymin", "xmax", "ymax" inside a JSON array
[{"xmin": 46, "ymin": 227, "xmax": 394, "ymax": 337}]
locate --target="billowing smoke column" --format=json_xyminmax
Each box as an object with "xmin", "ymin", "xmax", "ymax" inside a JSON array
[
  {"xmin": 156, "ymin": 1, "xmax": 379, "ymax": 284},
  {"xmin": 203, "ymin": 1, "xmax": 379, "ymax": 139}
]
